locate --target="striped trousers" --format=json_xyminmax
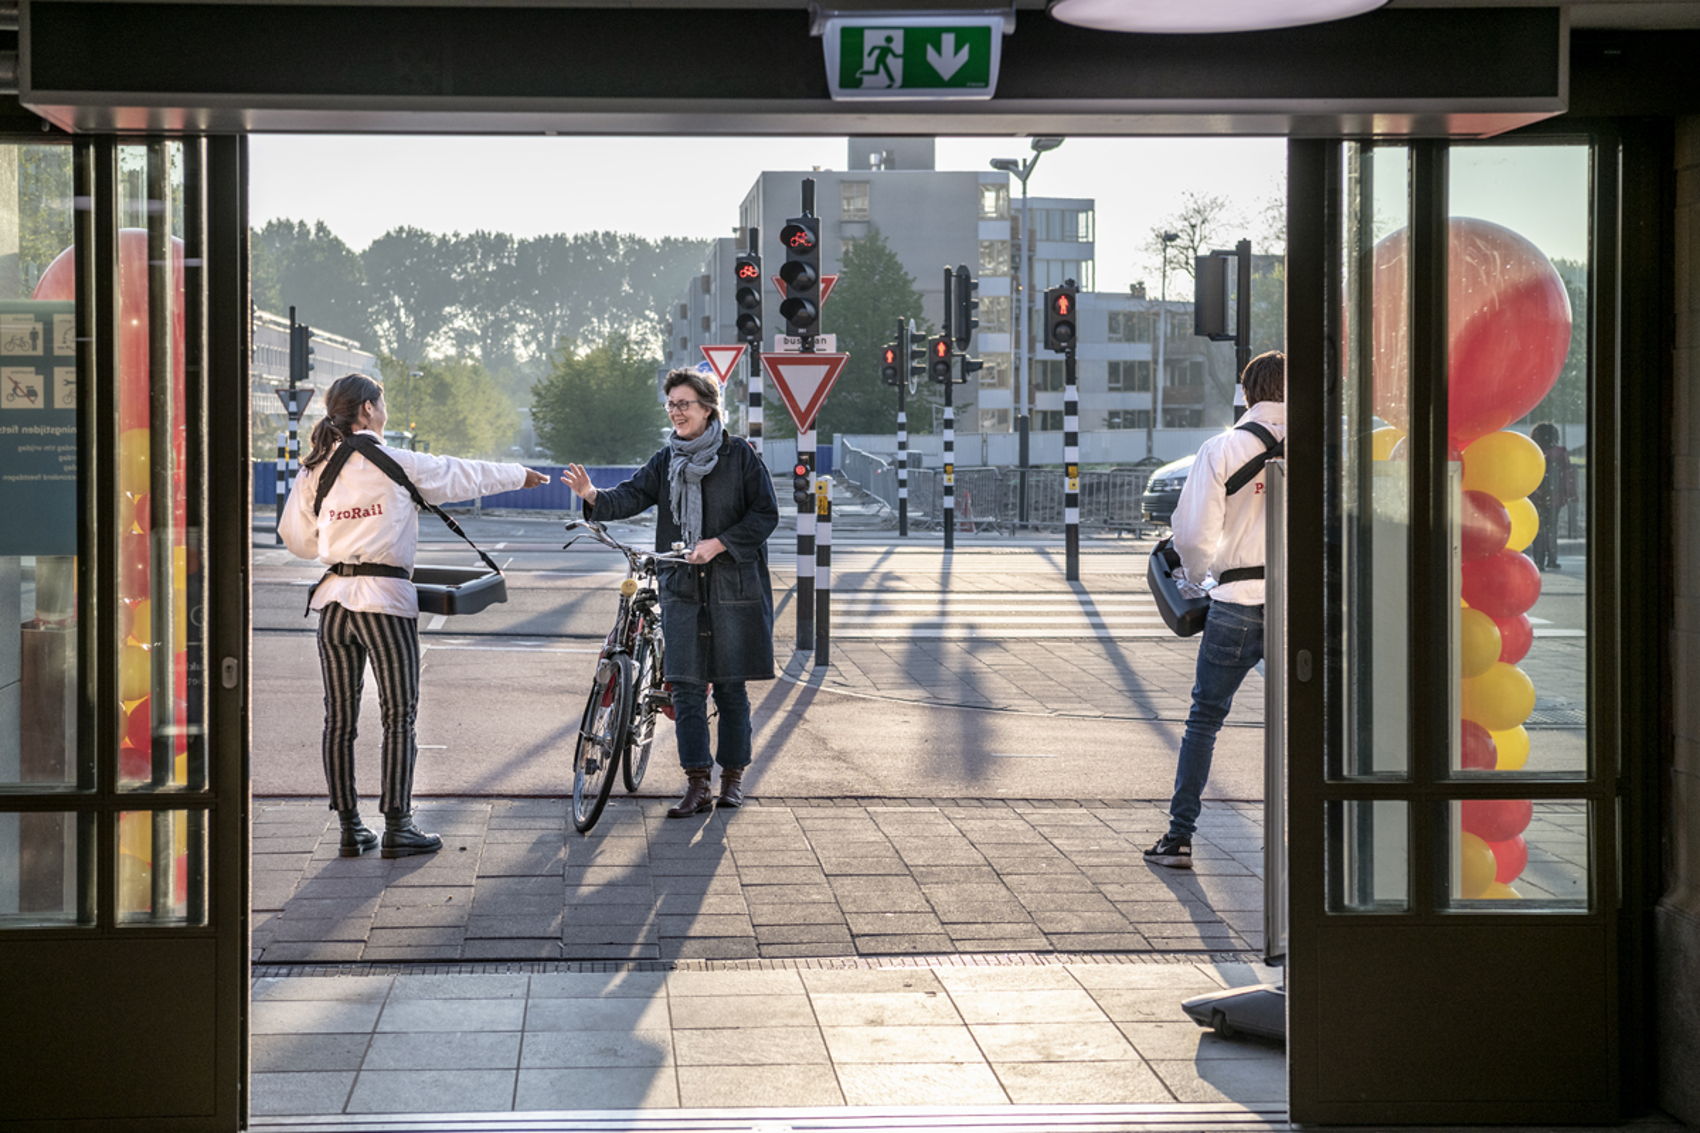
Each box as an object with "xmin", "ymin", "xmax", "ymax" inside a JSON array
[{"xmin": 316, "ymin": 602, "xmax": 421, "ymax": 815}]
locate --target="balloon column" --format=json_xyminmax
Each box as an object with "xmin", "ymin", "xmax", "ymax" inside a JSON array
[
  {"xmin": 34, "ymin": 229, "xmax": 192, "ymax": 919},
  {"xmin": 1371, "ymin": 217, "xmax": 1570, "ymax": 902}
]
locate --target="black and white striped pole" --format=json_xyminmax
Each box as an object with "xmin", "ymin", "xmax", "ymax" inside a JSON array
[
  {"xmin": 778, "ymin": 183, "xmax": 821, "ymax": 653},
  {"xmin": 735, "ymin": 229, "xmax": 763, "ymax": 455},
  {"xmin": 814, "ymin": 478, "xmax": 831, "ymax": 667},
  {"xmin": 1045, "ymin": 279, "xmax": 1082, "ymax": 581},
  {"xmin": 937, "ymin": 267, "xmax": 956, "ymax": 551},
  {"xmin": 274, "ymin": 431, "xmax": 286, "ymax": 544}
]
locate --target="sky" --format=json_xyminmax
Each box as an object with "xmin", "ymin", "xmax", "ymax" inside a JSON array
[{"xmin": 248, "ymin": 135, "xmax": 1590, "ymax": 295}]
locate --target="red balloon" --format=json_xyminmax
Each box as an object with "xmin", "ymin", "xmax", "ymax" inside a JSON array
[
  {"xmin": 1495, "ymin": 612, "xmax": 1534, "ymax": 664},
  {"xmin": 119, "ymin": 532, "xmax": 151, "ymax": 603},
  {"xmin": 1461, "ymin": 798, "xmax": 1533, "ymax": 843},
  {"xmin": 1460, "ymin": 720, "xmax": 1498, "ymax": 770},
  {"xmin": 1488, "ymin": 835, "xmax": 1529, "ymax": 885},
  {"xmin": 1461, "ymin": 550, "xmax": 1542, "ymax": 618},
  {"xmin": 1372, "ymin": 218, "xmax": 1572, "ymax": 449},
  {"xmin": 1460, "ymin": 491, "xmax": 1512, "ymax": 560},
  {"xmin": 120, "ymin": 696, "xmax": 151, "ymax": 780}
]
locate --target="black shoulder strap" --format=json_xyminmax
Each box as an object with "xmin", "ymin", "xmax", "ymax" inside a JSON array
[
  {"xmin": 314, "ymin": 435, "xmax": 502, "ymax": 577},
  {"xmin": 1224, "ymin": 421, "xmax": 1285, "ymax": 497}
]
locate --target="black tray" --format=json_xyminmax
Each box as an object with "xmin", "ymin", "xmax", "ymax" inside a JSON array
[
  {"xmin": 413, "ymin": 564, "xmax": 507, "ymax": 616},
  {"xmin": 1147, "ymin": 538, "xmax": 1209, "ymax": 638}
]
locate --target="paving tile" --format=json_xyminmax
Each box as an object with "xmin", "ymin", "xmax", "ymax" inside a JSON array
[
  {"xmin": 524, "ymin": 996, "xmax": 670, "ymax": 1032},
  {"xmin": 809, "ymin": 991, "xmax": 963, "ymax": 1027},
  {"xmin": 653, "ymin": 893, "xmax": 748, "ymax": 915},
  {"xmin": 669, "ymin": 993, "xmax": 817, "ymax": 1029},
  {"xmin": 673, "ymin": 1026, "xmax": 829, "ymax": 1066},
  {"xmin": 1146, "ymin": 1054, "xmax": 1287, "ymax": 1103},
  {"xmin": 746, "ymin": 902, "xmax": 848, "ymax": 925},
  {"xmin": 268, "ymin": 917, "xmax": 374, "ymax": 943},
  {"xmin": 520, "ymin": 1030, "xmax": 673, "ymax": 1069},
  {"xmin": 970, "ymin": 1021, "xmax": 1138, "ymax": 1062},
  {"xmin": 362, "ymin": 1031, "xmax": 521, "ymax": 1071},
  {"xmin": 347, "ymin": 1068, "xmax": 517, "ymax": 1113},
  {"xmin": 852, "ymin": 933, "xmax": 955, "ymax": 954},
  {"xmin": 528, "ymin": 971, "xmax": 667, "ymax": 999},
  {"xmin": 908, "ymin": 866, "xmax": 1007, "ymax": 885},
  {"xmin": 845, "ymin": 911, "xmax": 946, "ymax": 935},
  {"xmin": 819, "ymin": 1024, "xmax": 984, "ymax": 1064},
  {"xmin": 465, "ymin": 914, "xmax": 564, "ymax": 939},
  {"xmin": 560, "ymin": 942, "xmax": 660, "ymax": 961},
  {"xmin": 658, "ymin": 937, "xmax": 760, "ymax": 960},
  {"xmin": 378, "ymin": 885, "xmax": 475, "ymax": 908},
  {"xmin": 389, "ymin": 974, "xmax": 529, "ymax": 1000},
  {"xmin": 252, "ymin": 999, "xmax": 382, "ymax": 1035},
  {"xmin": 1045, "ymin": 932, "xmax": 1153, "ymax": 951},
  {"xmin": 559, "ymin": 885, "xmax": 655, "ymax": 905},
  {"xmin": 250, "ymin": 1071, "xmax": 357, "ymax": 1116},
  {"xmin": 935, "ymin": 966, "xmax": 1081, "ymax": 992},
  {"xmin": 562, "ymin": 923, "xmax": 659, "ymax": 945},
  {"xmin": 376, "ymin": 998, "xmax": 525, "ymax": 1033},
  {"xmin": 993, "ymin": 1059, "xmax": 1175, "ymax": 1104},
  {"xmin": 654, "ymin": 913, "xmax": 755, "ymax": 937},
  {"xmin": 361, "ymin": 944, "xmax": 465, "ymax": 962},
  {"xmin": 676, "ymin": 1064, "xmax": 843, "ymax": 1107},
  {"xmin": 799, "ymin": 968, "xmax": 944, "ymax": 995},
  {"xmin": 1068, "ymin": 963, "xmax": 1225, "ymax": 991},
  {"xmin": 252, "ymin": 1033, "xmax": 370, "ymax": 1073},
  {"xmin": 364, "ymin": 927, "xmax": 467, "ymax": 949},
  {"xmin": 1029, "ymin": 910, "xmax": 1137, "ymax": 933},
  {"xmin": 951, "ymin": 988, "xmax": 1112, "ymax": 1025},
  {"xmin": 1114, "ymin": 1021, "xmax": 1282, "ymax": 1060},
  {"xmin": 462, "ymin": 939, "xmax": 564, "ymax": 960},
  {"xmin": 252, "ymin": 976, "xmax": 392, "ymax": 1002},
  {"xmin": 371, "ymin": 904, "xmax": 472, "ymax": 927},
  {"xmin": 759, "ymin": 942, "xmax": 858, "ymax": 958},
  {"xmin": 836, "ymin": 1062, "xmax": 1008, "ymax": 1106},
  {"xmin": 752, "ymin": 923, "xmax": 853, "ymax": 945},
  {"xmin": 561, "ymin": 904, "xmax": 656, "ymax": 926}
]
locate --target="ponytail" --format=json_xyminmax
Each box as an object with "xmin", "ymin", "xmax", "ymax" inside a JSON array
[{"xmin": 302, "ymin": 373, "xmax": 384, "ymax": 468}]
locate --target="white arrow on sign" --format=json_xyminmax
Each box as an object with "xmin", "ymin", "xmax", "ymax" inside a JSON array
[
  {"xmin": 760, "ymin": 352, "xmax": 849, "ymax": 433},
  {"xmin": 699, "ymin": 344, "xmax": 746, "ymax": 385},
  {"xmin": 926, "ymin": 33, "xmax": 971, "ymax": 81}
]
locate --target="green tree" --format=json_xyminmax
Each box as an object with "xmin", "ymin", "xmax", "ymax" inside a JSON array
[
  {"xmin": 531, "ymin": 333, "xmax": 665, "ymax": 464},
  {"xmin": 17, "ymin": 148, "xmax": 75, "ymax": 291},
  {"xmin": 381, "ymin": 355, "xmax": 520, "ymax": 459},
  {"xmin": 514, "ymin": 232, "xmax": 710, "ymax": 364},
  {"xmin": 1536, "ymin": 258, "xmax": 1588, "ymax": 442},
  {"xmin": 363, "ymin": 226, "xmax": 460, "ymax": 363},
  {"xmin": 251, "ymin": 219, "xmax": 371, "ymax": 342},
  {"xmin": 445, "ymin": 229, "xmax": 523, "ymax": 376}
]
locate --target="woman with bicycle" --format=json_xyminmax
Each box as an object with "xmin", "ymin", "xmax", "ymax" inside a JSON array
[{"xmin": 561, "ymin": 368, "xmax": 778, "ymax": 818}]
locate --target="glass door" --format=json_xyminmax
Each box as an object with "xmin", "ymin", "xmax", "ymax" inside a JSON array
[
  {"xmin": 1285, "ymin": 135, "xmax": 1633, "ymax": 1123},
  {"xmin": 0, "ymin": 136, "xmax": 250, "ymax": 1130}
]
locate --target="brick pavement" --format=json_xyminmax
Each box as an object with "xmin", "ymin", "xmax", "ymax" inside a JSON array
[{"xmin": 254, "ymin": 797, "xmax": 1267, "ymax": 965}]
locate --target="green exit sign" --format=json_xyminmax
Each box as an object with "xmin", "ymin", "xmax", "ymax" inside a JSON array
[{"xmin": 821, "ymin": 14, "xmax": 1007, "ymax": 101}]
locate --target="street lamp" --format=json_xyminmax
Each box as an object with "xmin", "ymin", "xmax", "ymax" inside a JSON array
[
  {"xmin": 1150, "ymin": 232, "xmax": 1179, "ymax": 459},
  {"xmin": 990, "ymin": 135, "xmax": 1064, "ymax": 526},
  {"xmin": 406, "ymin": 369, "xmax": 423, "ymax": 451}
]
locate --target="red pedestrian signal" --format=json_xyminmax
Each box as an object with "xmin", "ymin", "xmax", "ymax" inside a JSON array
[
  {"xmin": 929, "ymin": 335, "xmax": 953, "ymax": 383},
  {"xmin": 1045, "ymin": 280, "xmax": 1079, "ymax": 352}
]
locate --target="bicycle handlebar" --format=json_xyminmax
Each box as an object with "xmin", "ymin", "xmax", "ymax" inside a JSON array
[{"xmin": 563, "ymin": 519, "xmax": 694, "ymax": 568}]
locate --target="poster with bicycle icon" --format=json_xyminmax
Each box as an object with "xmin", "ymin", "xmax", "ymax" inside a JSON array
[{"xmin": 0, "ymin": 300, "xmax": 77, "ymax": 555}]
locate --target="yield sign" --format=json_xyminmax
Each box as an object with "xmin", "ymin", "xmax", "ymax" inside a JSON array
[
  {"xmin": 769, "ymin": 274, "xmax": 839, "ymax": 306},
  {"xmin": 760, "ymin": 352, "xmax": 849, "ymax": 433},
  {"xmin": 699, "ymin": 344, "xmax": 746, "ymax": 385}
]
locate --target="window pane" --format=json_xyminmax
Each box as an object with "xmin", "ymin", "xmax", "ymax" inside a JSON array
[
  {"xmin": 117, "ymin": 808, "xmax": 207, "ymax": 925},
  {"xmin": 1450, "ymin": 799, "xmax": 1589, "ymax": 910},
  {"xmin": 1327, "ymin": 801, "xmax": 1408, "ymax": 912},
  {"xmin": 0, "ymin": 811, "xmax": 91, "ymax": 925},
  {"xmin": 1, "ymin": 144, "xmax": 82, "ymax": 792}
]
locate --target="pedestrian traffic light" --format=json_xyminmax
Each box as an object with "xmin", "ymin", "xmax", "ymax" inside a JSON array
[
  {"xmin": 953, "ymin": 264, "xmax": 978, "ymax": 351},
  {"xmin": 777, "ymin": 217, "xmax": 820, "ymax": 337},
  {"xmin": 880, "ymin": 343, "xmax": 900, "ymax": 386},
  {"xmin": 960, "ymin": 356, "xmax": 983, "ymax": 384},
  {"xmin": 929, "ymin": 335, "xmax": 953, "ymax": 383},
  {"xmin": 734, "ymin": 254, "xmax": 762, "ymax": 345},
  {"xmin": 289, "ymin": 321, "xmax": 315, "ymax": 386},
  {"xmin": 791, "ymin": 461, "xmax": 812, "ymax": 509},
  {"xmin": 1044, "ymin": 280, "xmax": 1078, "ymax": 352}
]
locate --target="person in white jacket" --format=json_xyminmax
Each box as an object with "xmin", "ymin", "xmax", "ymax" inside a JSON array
[
  {"xmin": 1145, "ymin": 351, "xmax": 1285, "ymax": 869},
  {"xmin": 281, "ymin": 373, "xmax": 547, "ymax": 858}
]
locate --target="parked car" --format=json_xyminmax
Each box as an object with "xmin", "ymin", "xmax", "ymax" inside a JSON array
[{"xmin": 1141, "ymin": 453, "xmax": 1196, "ymax": 526}]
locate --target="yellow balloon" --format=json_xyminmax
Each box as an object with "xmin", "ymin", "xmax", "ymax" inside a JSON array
[
  {"xmin": 1460, "ymin": 831, "xmax": 1496, "ymax": 898},
  {"xmin": 1460, "ymin": 662, "xmax": 1536, "ymax": 732},
  {"xmin": 118, "ymin": 810, "xmax": 153, "ymax": 859},
  {"xmin": 1482, "ymin": 882, "xmax": 1522, "ymax": 900},
  {"xmin": 1459, "ymin": 608, "xmax": 1502, "ymax": 678},
  {"xmin": 1461, "ymin": 430, "xmax": 1545, "ymax": 503},
  {"xmin": 1490, "ymin": 724, "xmax": 1531, "ymax": 770},
  {"xmin": 1504, "ymin": 497, "xmax": 1539, "ymax": 552},
  {"xmin": 1371, "ymin": 426, "xmax": 1406, "ymax": 461},
  {"xmin": 118, "ymin": 851, "xmax": 153, "ymax": 917},
  {"xmin": 124, "ymin": 597, "xmax": 151, "ymax": 645},
  {"xmin": 119, "ymin": 642, "xmax": 153, "ymax": 702},
  {"xmin": 119, "ymin": 427, "xmax": 151, "ymax": 497}
]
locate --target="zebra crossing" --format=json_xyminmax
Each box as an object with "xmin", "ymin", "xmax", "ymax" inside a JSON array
[{"xmin": 826, "ymin": 589, "xmax": 1171, "ymax": 639}]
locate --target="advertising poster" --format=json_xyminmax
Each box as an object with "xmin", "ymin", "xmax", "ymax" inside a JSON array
[{"xmin": 0, "ymin": 300, "xmax": 77, "ymax": 556}]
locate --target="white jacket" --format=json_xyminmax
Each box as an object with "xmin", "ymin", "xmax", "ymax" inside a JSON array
[
  {"xmin": 280, "ymin": 431, "xmax": 528, "ymax": 618},
  {"xmin": 1171, "ymin": 400, "xmax": 1285, "ymax": 608}
]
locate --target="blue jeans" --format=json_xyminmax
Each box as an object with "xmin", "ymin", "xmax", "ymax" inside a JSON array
[
  {"xmin": 1168, "ymin": 600, "xmax": 1264, "ymax": 839},
  {"xmin": 670, "ymin": 680, "xmax": 752, "ymax": 772}
]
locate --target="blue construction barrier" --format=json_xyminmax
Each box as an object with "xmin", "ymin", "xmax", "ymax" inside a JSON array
[{"xmin": 254, "ymin": 461, "xmax": 639, "ymax": 512}]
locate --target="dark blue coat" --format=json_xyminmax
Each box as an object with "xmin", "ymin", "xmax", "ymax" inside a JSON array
[{"xmin": 585, "ymin": 432, "xmax": 779, "ymax": 684}]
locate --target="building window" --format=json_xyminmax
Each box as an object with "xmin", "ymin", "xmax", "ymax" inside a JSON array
[
  {"xmin": 1163, "ymin": 408, "xmax": 1205, "ymax": 428},
  {"xmin": 1030, "ymin": 360, "xmax": 1066, "ymax": 392},
  {"xmin": 978, "ymin": 409, "xmax": 1011, "ymax": 432},
  {"xmin": 1106, "ymin": 311, "xmax": 1157, "ymax": 344},
  {"xmin": 1034, "ymin": 260, "xmax": 1094, "ymax": 291},
  {"xmin": 980, "ymin": 182, "xmax": 1009, "ymax": 219},
  {"xmin": 1031, "ymin": 207, "xmax": 1095, "ymax": 243},
  {"xmin": 841, "ymin": 236, "xmax": 861, "ymax": 260},
  {"xmin": 699, "ymin": 315, "xmax": 712, "ymax": 333},
  {"xmin": 1106, "ymin": 409, "xmax": 1153, "ymax": 430},
  {"xmin": 1107, "ymin": 360, "xmax": 1153, "ymax": 392},
  {"xmin": 1165, "ymin": 358, "xmax": 1206, "ymax": 389},
  {"xmin": 977, "ymin": 357, "xmax": 1011, "ymax": 390},
  {"xmin": 841, "ymin": 181, "xmax": 870, "ymax": 221},
  {"xmin": 980, "ymin": 295, "xmax": 1010, "ymax": 335},
  {"xmin": 699, "ymin": 274, "xmax": 712, "ymax": 294},
  {"xmin": 979, "ymin": 240, "xmax": 1012, "ymax": 276},
  {"xmin": 1035, "ymin": 410, "xmax": 1064, "ymax": 431}
]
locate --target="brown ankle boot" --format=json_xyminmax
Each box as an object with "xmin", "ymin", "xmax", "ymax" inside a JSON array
[
  {"xmin": 667, "ymin": 769, "xmax": 714, "ymax": 818},
  {"xmin": 717, "ymin": 766, "xmax": 745, "ymax": 808}
]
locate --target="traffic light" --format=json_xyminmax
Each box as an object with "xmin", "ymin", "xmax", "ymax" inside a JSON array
[
  {"xmin": 1044, "ymin": 280, "xmax": 1079, "ymax": 352},
  {"xmin": 906, "ymin": 323, "xmax": 928, "ymax": 386},
  {"xmin": 960, "ymin": 356, "xmax": 983, "ymax": 384},
  {"xmin": 777, "ymin": 216, "xmax": 820, "ymax": 337},
  {"xmin": 734, "ymin": 254, "xmax": 762, "ymax": 345},
  {"xmin": 880, "ymin": 343, "xmax": 900, "ymax": 386},
  {"xmin": 289, "ymin": 321, "xmax": 315, "ymax": 387},
  {"xmin": 929, "ymin": 335, "xmax": 953, "ymax": 383},
  {"xmin": 791, "ymin": 461, "xmax": 813, "ymax": 509},
  {"xmin": 952, "ymin": 264, "xmax": 978, "ymax": 351}
]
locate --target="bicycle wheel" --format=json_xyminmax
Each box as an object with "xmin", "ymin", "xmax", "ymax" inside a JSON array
[
  {"xmin": 571, "ymin": 654, "xmax": 633, "ymax": 834},
  {"xmin": 623, "ymin": 625, "xmax": 665, "ymax": 793}
]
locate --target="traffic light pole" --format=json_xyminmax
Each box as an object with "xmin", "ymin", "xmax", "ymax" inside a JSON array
[
  {"xmin": 814, "ymin": 480, "xmax": 831, "ymax": 668},
  {"xmin": 941, "ymin": 268, "xmax": 955, "ymax": 552},
  {"xmin": 795, "ymin": 436, "xmax": 815, "ymax": 653},
  {"xmin": 896, "ymin": 320, "xmax": 909, "ymax": 539},
  {"xmin": 1064, "ymin": 343, "xmax": 1080, "ymax": 582},
  {"xmin": 743, "ymin": 227, "xmax": 763, "ymax": 455}
]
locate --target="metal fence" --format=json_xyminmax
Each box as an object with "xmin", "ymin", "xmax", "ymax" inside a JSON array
[{"xmin": 838, "ymin": 440, "xmax": 1161, "ymax": 535}]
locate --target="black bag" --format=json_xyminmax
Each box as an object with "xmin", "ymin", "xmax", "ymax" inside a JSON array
[
  {"xmin": 310, "ymin": 435, "xmax": 508, "ymax": 616},
  {"xmin": 1147, "ymin": 421, "xmax": 1283, "ymax": 638}
]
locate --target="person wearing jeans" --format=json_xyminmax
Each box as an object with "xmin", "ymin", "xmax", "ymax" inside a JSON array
[{"xmin": 1146, "ymin": 352, "xmax": 1286, "ymax": 870}]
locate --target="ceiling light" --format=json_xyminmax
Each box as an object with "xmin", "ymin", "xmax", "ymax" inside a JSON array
[{"xmin": 1048, "ymin": 0, "xmax": 1387, "ymax": 34}]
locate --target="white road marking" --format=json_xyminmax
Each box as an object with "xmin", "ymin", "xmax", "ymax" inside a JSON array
[
  {"xmin": 426, "ymin": 614, "xmax": 447, "ymax": 631},
  {"xmin": 989, "ymin": 752, "xmax": 1057, "ymax": 758},
  {"xmin": 428, "ymin": 644, "xmax": 602, "ymax": 654}
]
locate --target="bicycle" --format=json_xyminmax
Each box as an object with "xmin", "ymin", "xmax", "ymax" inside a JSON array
[{"xmin": 561, "ymin": 519, "xmax": 691, "ymax": 834}]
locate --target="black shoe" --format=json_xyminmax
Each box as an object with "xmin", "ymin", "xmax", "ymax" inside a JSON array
[
  {"xmin": 1144, "ymin": 834, "xmax": 1193, "ymax": 869},
  {"xmin": 380, "ymin": 813, "xmax": 443, "ymax": 858},
  {"xmin": 336, "ymin": 809, "xmax": 379, "ymax": 857}
]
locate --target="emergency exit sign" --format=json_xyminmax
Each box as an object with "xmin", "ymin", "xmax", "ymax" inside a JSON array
[{"xmin": 821, "ymin": 14, "xmax": 1006, "ymax": 101}]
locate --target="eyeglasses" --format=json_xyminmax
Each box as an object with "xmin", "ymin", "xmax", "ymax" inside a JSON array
[{"xmin": 665, "ymin": 399, "xmax": 703, "ymax": 413}]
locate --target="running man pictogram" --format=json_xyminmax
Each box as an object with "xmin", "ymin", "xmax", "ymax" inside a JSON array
[{"xmin": 857, "ymin": 29, "xmax": 903, "ymax": 89}]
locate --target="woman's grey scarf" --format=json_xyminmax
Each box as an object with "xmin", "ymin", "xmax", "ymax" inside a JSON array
[{"xmin": 668, "ymin": 417, "xmax": 723, "ymax": 548}]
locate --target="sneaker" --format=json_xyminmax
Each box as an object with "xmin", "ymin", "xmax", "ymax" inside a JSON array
[{"xmin": 1144, "ymin": 834, "xmax": 1193, "ymax": 869}]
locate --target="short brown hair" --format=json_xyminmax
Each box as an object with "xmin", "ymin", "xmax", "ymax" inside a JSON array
[
  {"xmin": 663, "ymin": 368, "xmax": 722, "ymax": 421},
  {"xmin": 1240, "ymin": 351, "xmax": 1285, "ymax": 406}
]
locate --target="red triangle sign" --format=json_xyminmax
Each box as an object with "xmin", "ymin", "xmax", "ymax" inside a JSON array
[
  {"xmin": 760, "ymin": 352, "xmax": 849, "ymax": 433},
  {"xmin": 700, "ymin": 344, "xmax": 746, "ymax": 385},
  {"xmin": 769, "ymin": 274, "xmax": 839, "ymax": 305}
]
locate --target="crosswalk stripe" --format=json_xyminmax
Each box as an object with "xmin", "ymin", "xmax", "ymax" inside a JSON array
[{"xmin": 823, "ymin": 588, "xmax": 1168, "ymax": 640}]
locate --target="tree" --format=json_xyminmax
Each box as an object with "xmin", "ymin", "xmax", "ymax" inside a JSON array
[
  {"xmin": 1150, "ymin": 190, "xmax": 1240, "ymax": 289},
  {"xmin": 363, "ymin": 226, "xmax": 461, "ymax": 363},
  {"xmin": 251, "ymin": 219, "xmax": 370, "ymax": 342},
  {"xmin": 17, "ymin": 148, "xmax": 75, "ymax": 292},
  {"xmin": 531, "ymin": 333, "xmax": 666, "ymax": 464},
  {"xmin": 513, "ymin": 232, "xmax": 710, "ymax": 365},
  {"xmin": 444, "ymin": 230, "xmax": 523, "ymax": 377},
  {"xmin": 380, "ymin": 354, "xmax": 520, "ymax": 459},
  {"xmin": 760, "ymin": 228, "xmax": 933, "ymax": 444},
  {"xmin": 1537, "ymin": 258, "xmax": 1588, "ymax": 444}
]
